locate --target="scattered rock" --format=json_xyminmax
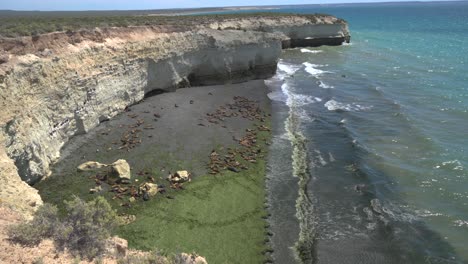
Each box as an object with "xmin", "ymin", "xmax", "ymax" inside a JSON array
[
  {"xmin": 119, "ymin": 214, "xmax": 137, "ymax": 225},
  {"xmin": 140, "ymin": 182, "xmax": 159, "ymax": 197},
  {"xmin": 167, "ymin": 170, "xmax": 191, "ymax": 183},
  {"xmin": 142, "ymin": 192, "xmax": 150, "ymax": 201},
  {"xmin": 0, "ymin": 53, "xmax": 9, "ymax": 64},
  {"xmin": 109, "ymin": 159, "xmax": 131, "ymax": 183},
  {"xmin": 179, "ymin": 253, "xmax": 208, "ymax": 264},
  {"xmin": 77, "ymin": 161, "xmax": 107, "ymax": 171},
  {"xmin": 227, "ymin": 167, "xmax": 240, "ymax": 173},
  {"xmin": 109, "ymin": 236, "xmax": 128, "ymax": 256},
  {"xmin": 89, "ymin": 185, "xmax": 102, "ymax": 194}
]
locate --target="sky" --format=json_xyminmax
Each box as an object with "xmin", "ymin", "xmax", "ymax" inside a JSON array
[{"xmin": 0, "ymin": 0, "xmax": 457, "ymax": 11}]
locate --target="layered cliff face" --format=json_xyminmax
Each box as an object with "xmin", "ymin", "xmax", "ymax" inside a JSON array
[
  {"xmin": 206, "ymin": 15, "xmax": 350, "ymax": 47},
  {"xmin": 0, "ymin": 15, "xmax": 349, "ymax": 218}
]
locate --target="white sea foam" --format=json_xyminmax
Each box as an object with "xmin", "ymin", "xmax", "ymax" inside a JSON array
[
  {"xmin": 324, "ymin": 100, "xmax": 352, "ymax": 111},
  {"xmin": 294, "ymin": 94, "xmax": 317, "ymax": 106},
  {"xmin": 324, "ymin": 100, "xmax": 373, "ymax": 112},
  {"xmin": 277, "ymin": 60, "xmax": 301, "ymax": 76},
  {"xmin": 303, "ymin": 62, "xmax": 330, "ymax": 76},
  {"xmin": 318, "ymin": 81, "xmax": 334, "ymax": 89},
  {"xmin": 267, "ymin": 90, "xmax": 287, "ymax": 103},
  {"xmin": 300, "ymin": 48, "xmax": 323, "ymax": 54},
  {"xmin": 415, "ymin": 209, "xmax": 444, "ymax": 217},
  {"xmin": 454, "ymin": 219, "xmax": 468, "ymax": 227},
  {"xmin": 296, "ymin": 108, "xmax": 314, "ymax": 122},
  {"xmin": 281, "ymin": 83, "xmax": 318, "ymax": 107},
  {"xmin": 437, "ymin": 160, "xmax": 464, "ymax": 171},
  {"xmin": 314, "ymin": 150, "xmax": 328, "ymax": 166}
]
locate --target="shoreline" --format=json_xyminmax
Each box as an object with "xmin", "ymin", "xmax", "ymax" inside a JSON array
[
  {"xmin": 36, "ymin": 80, "xmax": 274, "ymax": 263},
  {"xmin": 0, "ymin": 12, "xmax": 351, "ymax": 263}
]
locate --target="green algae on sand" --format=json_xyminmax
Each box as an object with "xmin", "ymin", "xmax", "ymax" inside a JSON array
[{"xmin": 36, "ymin": 81, "xmax": 273, "ymax": 263}]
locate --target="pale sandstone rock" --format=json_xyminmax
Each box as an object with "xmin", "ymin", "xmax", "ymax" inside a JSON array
[
  {"xmin": 77, "ymin": 161, "xmax": 108, "ymax": 171},
  {"xmin": 180, "ymin": 253, "xmax": 208, "ymax": 264},
  {"xmin": 140, "ymin": 182, "xmax": 159, "ymax": 197},
  {"xmin": 168, "ymin": 170, "xmax": 192, "ymax": 183},
  {"xmin": 109, "ymin": 159, "xmax": 131, "ymax": 182},
  {"xmin": 0, "ymin": 138, "xmax": 42, "ymax": 220},
  {"xmin": 108, "ymin": 236, "xmax": 128, "ymax": 256},
  {"xmin": 89, "ymin": 185, "xmax": 102, "ymax": 194}
]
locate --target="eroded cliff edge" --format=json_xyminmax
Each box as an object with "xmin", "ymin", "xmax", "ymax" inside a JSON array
[{"xmin": 0, "ymin": 14, "xmax": 349, "ymax": 218}]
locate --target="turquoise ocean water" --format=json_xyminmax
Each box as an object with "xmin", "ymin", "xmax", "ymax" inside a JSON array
[{"xmin": 211, "ymin": 2, "xmax": 468, "ymax": 263}]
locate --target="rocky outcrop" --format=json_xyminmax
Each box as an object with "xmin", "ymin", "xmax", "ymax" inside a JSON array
[
  {"xmin": 206, "ymin": 15, "xmax": 350, "ymax": 48},
  {"xmin": 1, "ymin": 28, "xmax": 281, "ymax": 185},
  {"xmin": 0, "ymin": 14, "xmax": 349, "ymax": 218},
  {"xmin": 0, "ymin": 140, "xmax": 42, "ymax": 220}
]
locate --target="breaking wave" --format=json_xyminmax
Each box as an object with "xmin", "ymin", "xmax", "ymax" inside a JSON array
[
  {"xmin": 324, "ymin": 99, "xmax": 373, "ymax": 112},
  {"xmin": 303, "ymin": 62, "xmax": 330, "ymax": 76},
  {"xmin": 318, "ymin": 81, "xmax": 334, "ymax": 89},
  {"xmin": 301, "ymin": 48, "xmax": 323, "ymax": 54},
  {"xmin": 277, "ymin": 60, "xmax": 301, "ymax": 76}
]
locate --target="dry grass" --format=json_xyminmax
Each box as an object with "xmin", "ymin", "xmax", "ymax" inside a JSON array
[{"xmin": 0, "ymin": 12, "xmax": 341, "ymax": 38}]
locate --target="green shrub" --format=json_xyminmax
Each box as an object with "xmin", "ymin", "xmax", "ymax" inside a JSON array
[
  {"xmin": 7, "ymin": 203, "xmax": 58, "ymax": 246},
  {"xmin": 8, "ymin": 196, "xmax": 119, "ymax": 260},
  {"xmin": 55, "ymin": 196, "xmax": 119, "ymax": 259}
]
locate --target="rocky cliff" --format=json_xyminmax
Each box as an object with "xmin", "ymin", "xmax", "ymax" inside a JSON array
[{"xmin": 0, "ymin": 14, "xmax": 349, "ymax": 218}]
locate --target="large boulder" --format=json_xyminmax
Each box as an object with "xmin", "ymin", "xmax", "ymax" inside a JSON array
[
  {"xmin": 108, "ymin": 159, "xmax": 131, "ymax": 182},
  {"xmin": 140, "ymin": 183, "xmax": 159, "ymax": 197}
]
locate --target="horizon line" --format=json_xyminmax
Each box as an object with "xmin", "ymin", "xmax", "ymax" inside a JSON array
[{"xmin": 0, "ymin": 0, "xmax": 466, "ymax": 12}]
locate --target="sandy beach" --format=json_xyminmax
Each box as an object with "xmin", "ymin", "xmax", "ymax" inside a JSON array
[
  {"xmin": 37, "ymin": 80, "xmax": 273, "ymax": 263},
  {"xmin": 52, "ymin": 80, "xmax": 270, "ymax": 176}
]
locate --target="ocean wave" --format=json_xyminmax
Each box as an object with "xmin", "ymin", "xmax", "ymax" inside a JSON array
[
  {"xmin": 300, "ymin": 48, "xmax": 323, "ymax": 54},
  {"xmin": 435, "ymin": 160, "xmax": 464, "ymax": 171},
  {"xmin": 267, "ymin": 90, "xmax": 287, "ymax": 102},
  {"xmin": 318, "ymin": 81, "xmax": 334, "ymax": 89},
  {"xmin": 296, "ymin": 108, "xmax": 315, "ymax": 122},
  {"xmin": 277, "ymin": 60, "xmax": 301, "ymax": 76},
  {"xmin": 313, "ymin": 149, "xmax": 328, "ymax": 167},
  {"xmin": 454, "ymin": 219, "xmax": 468, "ymax": 227},
  {"xmin": 281, "ymin": 83, "xmax": 321, "ymax": 107},
  {"xmin": 415, "ymin": 209, "xmax": 445, "ymax": 217},
  {"xmin": 324, "ymin": 99, "xmax": 373, "ymax": 112},
  {"xmin": 365, "ymin": 199, "xmax": 419, "ymax": 225},
  {"xmin": 303, "ymin": 62, "xmax": 330, "ymax": 76}
]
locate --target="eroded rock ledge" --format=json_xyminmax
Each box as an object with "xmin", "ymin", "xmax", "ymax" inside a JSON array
[{"xmin": 0, "ymin": 14, "xmax": 349, "ymax": 218}]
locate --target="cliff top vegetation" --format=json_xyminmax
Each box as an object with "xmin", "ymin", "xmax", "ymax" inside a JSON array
[{"xmin": 0, "ymin": 11, "xmax": 345, "ymax": 38}]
